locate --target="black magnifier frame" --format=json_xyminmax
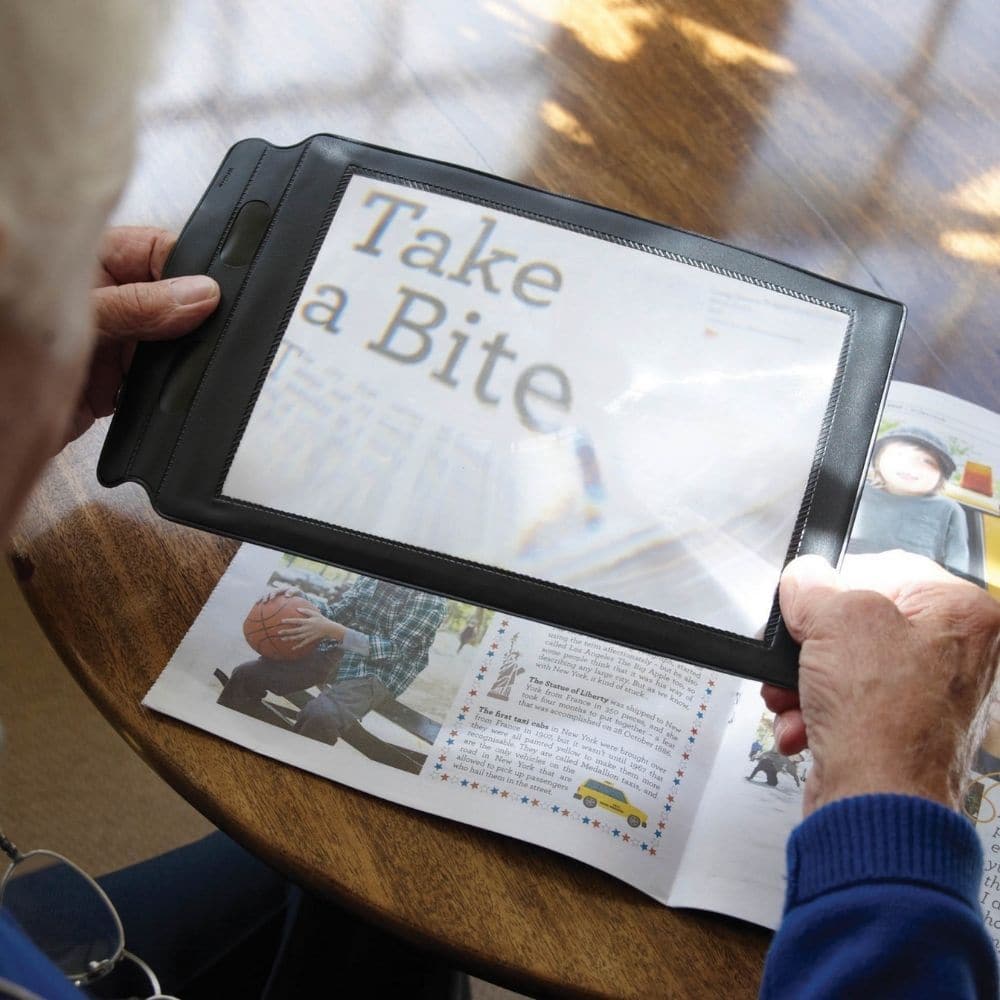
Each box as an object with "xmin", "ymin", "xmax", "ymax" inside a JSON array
[{"xmin": 99, "ymin": 133, "xmax": 905, "ymax": 689}]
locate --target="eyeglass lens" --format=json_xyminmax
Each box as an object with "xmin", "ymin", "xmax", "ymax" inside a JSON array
[{"xmin": 1, "ymin": 850, "xmax": 121, "ymax": 982}]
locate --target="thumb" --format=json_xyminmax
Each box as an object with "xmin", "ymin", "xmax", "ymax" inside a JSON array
[
  {"xmin": 92, "ymin": 274, "xmax": 219, "ymax": 340},
  {"xmin": 779, "ymin": 554, "xmax": 841, "ymax": 642}
]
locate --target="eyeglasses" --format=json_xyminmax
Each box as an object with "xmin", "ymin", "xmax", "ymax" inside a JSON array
[{"xmin": 0, "ymin": 831, "xmax": 180, "ymax": 999}]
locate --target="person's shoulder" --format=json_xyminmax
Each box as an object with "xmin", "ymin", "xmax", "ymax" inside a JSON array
[
  {"xmin": 420, "ymin": 591, "xmax": 448, "ymax": 612},
  {"xmin": 344, "ymin": 577, "xmax": 376, "ymax": 597},
  {"xmin": 923, "ymin": 492, "xmax": 965, "ymax": 515}
]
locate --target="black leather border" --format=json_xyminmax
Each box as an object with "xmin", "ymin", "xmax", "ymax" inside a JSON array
[{"xmin": 99, "ymin": 134, "xmax": 905, "ymax": 687}]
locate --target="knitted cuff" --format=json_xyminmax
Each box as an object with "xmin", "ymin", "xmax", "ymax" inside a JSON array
[{"xmin": 785, "ymin": 794, "xmax": 983, "ymax": 912}]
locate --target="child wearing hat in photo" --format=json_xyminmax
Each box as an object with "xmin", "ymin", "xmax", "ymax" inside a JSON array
[{"xmin": 847, "ymin": 425, "xmax": 969, "ymax": 576}]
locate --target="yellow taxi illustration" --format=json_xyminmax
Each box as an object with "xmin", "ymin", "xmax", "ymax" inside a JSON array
[{"xmin": 573, "ymin": 778, "xmax": 647, "ymax": 828}]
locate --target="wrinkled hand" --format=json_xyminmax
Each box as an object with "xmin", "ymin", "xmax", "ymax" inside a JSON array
[
  {"xmin": 279, "ymin": 605, "xmax": 347, "ymax": 650},
  {"xmin": 65, "ymin": 227, "xmax": 220, "ymax": 443},
  {"xmin": 763, "ymin": 551, "xmax": 1000, "ymax": 815}
]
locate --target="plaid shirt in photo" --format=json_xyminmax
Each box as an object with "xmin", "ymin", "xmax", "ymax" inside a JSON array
[{"xmin": 316, "ymin": 577, "xmax": 447, "ymax": 695}]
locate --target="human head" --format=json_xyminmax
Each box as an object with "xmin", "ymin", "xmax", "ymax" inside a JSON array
[
  {"xmin": 871, "ymin": 426, "xmax": 955, "ymax": 497},
  {"xmin": 0, "ymin": 2, "xmax": 160, "ymax": 539}
]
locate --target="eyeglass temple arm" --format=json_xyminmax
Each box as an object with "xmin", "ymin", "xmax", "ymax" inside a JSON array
[{"xmin": 0, "ymin": 832, "xmax": 23, "ymax": 863}]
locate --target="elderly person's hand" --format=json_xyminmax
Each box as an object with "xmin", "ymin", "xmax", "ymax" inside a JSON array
[
  {"xmin": 0, "ymin": 226, "xmax": 218, "ymax": 540},
  {"xmin": 763, "ymin": 551, "xmax": 1000, "ymax": 816},
  {"xmin": 64, "ymin": 226, "xmax": 220, "ymax": 444}
]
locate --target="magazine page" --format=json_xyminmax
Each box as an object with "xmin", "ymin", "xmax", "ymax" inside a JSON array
[
  {"xmin": 665, "ymin": 681, "xmax": 804, "ymax": 928},
  {"xmin": 669, "ymin": 379, "xmax": 1000, "ymax": 930},
  {"xmin": 144, "ymin": 543, "xmax": 740, "ymax": 904},
  {"xmin": 847, "ymin": 382, "xmax": 999, "ymax": 595},
  {"xmin": 875, "ymin": 384, "xmax": 1000, "ymax": 956}
]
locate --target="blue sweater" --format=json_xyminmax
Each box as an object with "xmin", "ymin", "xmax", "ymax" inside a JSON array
[
  {"xmin": 0, "ymin": 912, "xmax": 79, "ymax": 999},
  {"xmin": 762, "ymin": 795, "xmax": 998, "ymax": 998}
]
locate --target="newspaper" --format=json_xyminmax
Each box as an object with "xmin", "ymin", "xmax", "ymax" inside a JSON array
[{"xmin": 144, "ymin": 379, "xmax": 999, "ymax": 931}]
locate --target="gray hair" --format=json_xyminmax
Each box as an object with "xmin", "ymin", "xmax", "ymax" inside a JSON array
[{"xmin": 0, "ymin": 1, "xmax": 164, "ymax": 359}]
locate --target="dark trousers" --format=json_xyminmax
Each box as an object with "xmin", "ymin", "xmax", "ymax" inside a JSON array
[
  {"xmin": 218, "ymin": 651, "xmax": 334, "ymax": 711},
  {"xmin": 88, "ymin": 833, "xmax": 293, "ymax": 999},
  {"xmin": 57, "ymin": 833, "xmax": 469, "ymax": 999},
  {"xmin": 218, "ymin": 655, "xmax": 394, "ymax": 745}
]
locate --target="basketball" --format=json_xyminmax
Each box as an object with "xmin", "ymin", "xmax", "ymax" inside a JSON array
[{"xmin": 243, "ymin": 593, "xmax": 319, "ymax": 661}]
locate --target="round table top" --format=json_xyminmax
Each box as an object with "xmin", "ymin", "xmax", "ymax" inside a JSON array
[{"xmin": 12, "ymin": 2, "xmax": 998, "ymax": 996}]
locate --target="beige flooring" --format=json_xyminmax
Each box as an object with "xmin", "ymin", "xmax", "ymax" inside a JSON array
[{"xmin": 0, "ymin": 562, "xmax": 528, "ymax": 999}]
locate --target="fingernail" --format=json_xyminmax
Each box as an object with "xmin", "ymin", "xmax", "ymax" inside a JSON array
[{"xmin": 170, "ymin": 274, "xmax": 219, "ymax": 305}]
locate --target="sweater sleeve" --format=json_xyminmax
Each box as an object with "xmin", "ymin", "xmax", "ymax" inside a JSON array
[
  {"xmin": 761, "ymin": 795, "xmax": 998, "ymax": 999},
  {"xmin": 0, "ymin": 911, "xmax": 80, "ymax": 999}
]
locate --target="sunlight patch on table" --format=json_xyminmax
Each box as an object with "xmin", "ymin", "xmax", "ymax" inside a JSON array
[
  {"xmin": 540, "ymin": 99, "xmax": 595, "ymax": 145},
  {"xmin": 512, "ymin": 0, "xmax": 661, "ymax": 62},
  {"xmin": 945, "ymin": 166, "xmax": 1000, "ymax": 219},
  {"xmin": 670, "ymin": 15, "xmax": 797, "ymax": 76},
  {"xmin": 939, "ymin": 229, "xmax": 1000, "ymax": 264}
]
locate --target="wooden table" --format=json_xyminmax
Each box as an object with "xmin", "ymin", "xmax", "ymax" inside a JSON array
[{"xmin": 11, "ymin": 3, "xmax": 998, "ymax": 996}]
